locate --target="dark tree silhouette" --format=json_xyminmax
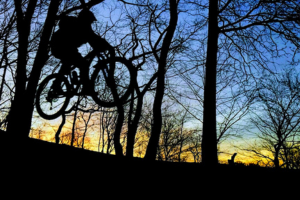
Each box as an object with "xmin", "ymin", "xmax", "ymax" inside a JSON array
[
  {"xmin": 144, "ymin": 0, "xmax": 179, "ymax": 161},
  {"xmin": 7, "ymin": 0, "xmax": 61, "ymax": 142},
  {"xmin": 6, "ymin": 0, "xmax": 104, "ymax": 144},
  {"xmin": 0, "ymin": 1, "xmax": 17, "ymax": 129},
  {"xmin": 187, "ymin": 0, "xmax": 300, "ymax": 166},
  {"xmin": 243, "ymin": 68, "xmax": 300, "ymax": 169},
  {"xmin": 114, "ymin": 0, "xmax": 188, "ymax": 158},
  {"xmin": 55, "ymin": 113, "xmax": 66, "ymax": 144}
]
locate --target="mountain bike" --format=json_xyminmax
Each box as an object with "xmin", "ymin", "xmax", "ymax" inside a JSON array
[{"xmin": 35, "ymin": 50, "xmax": 136, "ymax": 120}]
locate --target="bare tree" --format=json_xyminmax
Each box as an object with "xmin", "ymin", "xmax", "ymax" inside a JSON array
[
  {"xmin": 140, "ymin": 0, "xmax": 179, "ymax": 160},
  {"xmin": 6, "ymin": 0, "xmax": 104, "ymax": 143},
  {"xmin": 168, "ymin": 60, "xmax": 254, "ymax": 155},
  {"xmin": 184, "ymin": 0, "xmax": 300, "ymax": 166},
  {"xmin": 281, "ymin": 143, "xmax": 300, "ymax": 169},
  {"xmin": 7, "ymin": 0, "xmax": 62, "ymax": 141},
  {"xmin": 186, "ymin": 132, "xmax": 202, "ymax": 163},
  {"xmin": 0, "ymin": 1, "xmax": 17, "ymax": 130},
  {"xmin": 243, "ymin": 68, "xmax": 300, "ymax": 169},
  {"xmin": 137, "ymin": 99, "xmax": 200, "ymax": 162},
  {"xmin": 104, "ymin": 0, "xmax": 192, "ymax": 158},
  {"xmin": 95, "ymin": 107, "xmax": 118, "ymax": 154},
  {"xmin": 155, "ymin": 105, "xmax": 190, "ymax": 162}
]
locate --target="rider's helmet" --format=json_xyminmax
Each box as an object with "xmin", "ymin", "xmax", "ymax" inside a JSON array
[{"xmin": 78, "ymin": 9, "xmax": 97, "ymax": 23}]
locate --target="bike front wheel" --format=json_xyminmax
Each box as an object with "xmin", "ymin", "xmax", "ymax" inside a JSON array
[
  {"xmin": 36, "ymin": 74, "xmax": 71, "ymax": 120},
  {"xmin": 91, "ymin": 57, "xmax": 136, "ymax": 107}
]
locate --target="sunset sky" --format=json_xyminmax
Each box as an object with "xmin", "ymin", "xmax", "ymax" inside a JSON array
[{"xmin": 1, "ymin": 0, "xmax": 300, "ymax": 169}]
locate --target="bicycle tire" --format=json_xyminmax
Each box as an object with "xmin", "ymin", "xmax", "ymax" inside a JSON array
[
  {"xmin": 36, "ymin": 74, "xmax": 71, "ymax": 120},
  {"xmin": 91, "ymin": 57, "xmax": 136, "ymax": 107}
]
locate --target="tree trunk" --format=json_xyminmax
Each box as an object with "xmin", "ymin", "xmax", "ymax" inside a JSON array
[
  {"xmin": 7, "ymin": 0, "xmax": 37, "ymax": 142},
  {"xmin": 55, "ymin": 113, "xmax": 66, "ymax": 144},
  {"xmin": 24, "ymin": 0, "xmax": 62, "ymax": 138},
  {"xmin": 7, "ymin": 0, "xmax": 103, "ymax": 143},
  {"xmin": 144, "ymin": 0, "xmax": 178, "ymax": 161},
  {"xmin": 126, "ymin": 64, "xmax": 158, "ymax": 157},
  {"xmin": 0, "ymin": 35, "xmax": 10, "ymax": 101},
  {"xmin": 81, "ymin": 112, "xmax": 92, "ymax": 149},
  {"xmin": 114, "ymin": 104, "xmax": 124, "ymax": 156},
  {"xmin": 201, "ymin": 0, "xmax": 219, "ymax": 166},
  {"xmin": 7, "ymin": 0, "xmax": 61, "ymax": 144},
  {"xmin": 107, "ymin": 48, "xmax": 124, "ymax": 156},
  {"xmin": 274, "ymin": 145, "xmax": 280, "ymax": 169},
  {"xmin": 71, "ymin": 107, "xmax": 79, "ymax": 147},
  {"xmin": 126, "ymin": 89, "xmax": 143, "ymax": 157}
]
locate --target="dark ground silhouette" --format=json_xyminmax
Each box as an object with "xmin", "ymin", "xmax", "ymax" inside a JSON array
[{"xmin": 1, "ymin": 133, "xmax": 299, "ymax": 198}]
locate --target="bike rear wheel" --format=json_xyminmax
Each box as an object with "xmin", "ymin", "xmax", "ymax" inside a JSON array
[
  {"xmin": 91, "ymin": 57, "xmax": 136, "ymax": 107},
  {"xmin": 36, "ymin": 74, "xmax": 71, "ymax": 120}
]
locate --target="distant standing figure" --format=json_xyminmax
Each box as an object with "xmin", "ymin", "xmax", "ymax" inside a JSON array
[{"xmin": 228, "ymin": 153, "xmax": 237, "ymax": 165}]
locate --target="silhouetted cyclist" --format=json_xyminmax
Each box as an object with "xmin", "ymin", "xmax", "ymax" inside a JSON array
[{"xmin": 50, "ymin": 9, "xmax": 114, "ymax": 94}]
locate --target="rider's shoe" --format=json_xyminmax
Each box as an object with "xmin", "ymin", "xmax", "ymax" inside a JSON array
[{"xmin": 71, "ymin": 71, "xmax": 79, "ymax": 86}]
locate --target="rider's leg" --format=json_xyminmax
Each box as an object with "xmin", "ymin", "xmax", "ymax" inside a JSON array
[
  {"xmin": 59, "ymin": 62, "xmax": 72, "ymax": 75},
  {"xmin": 52, "ymin": 48, "xmax": 92, "ymax": 94},
  {"xmin": 50, "ymin": 63, "xmax": 72, "ymax": 94},
  {"xmin": 72, "ymin": 52, "xmax": 93, "ymax": 94}
]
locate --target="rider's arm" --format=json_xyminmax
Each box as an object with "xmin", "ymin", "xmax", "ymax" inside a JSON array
[{"xmin": 87, "ymin": 30, "xmax": 114, "ymax": 53}]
